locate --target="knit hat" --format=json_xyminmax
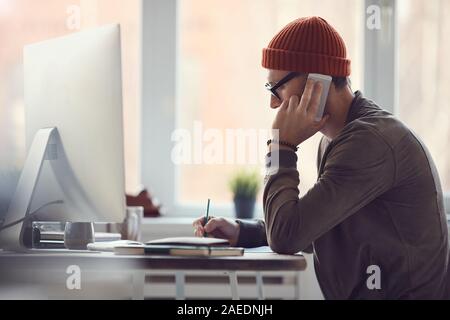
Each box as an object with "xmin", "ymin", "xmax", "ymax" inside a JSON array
[{"xmin": 262, "ymin": 17, "xmax": 351, "ymax": 77}]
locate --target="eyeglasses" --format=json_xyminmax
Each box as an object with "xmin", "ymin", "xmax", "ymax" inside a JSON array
[{"xmin": 265, "ymin": 72, "xmax": 301, "ymax": 100}]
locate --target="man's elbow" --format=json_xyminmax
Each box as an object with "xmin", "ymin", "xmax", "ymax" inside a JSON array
[
  {"xmin": 265, "ymin": 203, "xmax": 308, "ymax": 254},
  {"xmin": 268, "ymin": 232, "xmax": 302, "ymax": 255}
]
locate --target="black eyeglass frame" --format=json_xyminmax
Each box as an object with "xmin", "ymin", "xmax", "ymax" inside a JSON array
[{"xmin": 265, "ymin": 72, "xmax": 302, "ymax": 100}]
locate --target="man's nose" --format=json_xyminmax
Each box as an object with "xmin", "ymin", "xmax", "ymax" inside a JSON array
[{"xmin": 270, "ymin": 95, "xmax": 281, "ymax": 109}]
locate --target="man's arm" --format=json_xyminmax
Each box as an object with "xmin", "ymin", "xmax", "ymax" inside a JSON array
[
  {"xmin": 233, "ymin": 138, "xmax": 330, "ymax": 253},
  {"xmin": 263, "ymin": 127, "xmax": 395, "ymax": 254}
]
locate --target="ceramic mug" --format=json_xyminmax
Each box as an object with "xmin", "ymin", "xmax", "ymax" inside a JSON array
[{"xmin": 64, "ymin": 222, "xmax": 95, "ymax": 250}]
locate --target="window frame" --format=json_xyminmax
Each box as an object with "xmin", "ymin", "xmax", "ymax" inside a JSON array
[{"xmin": 140, "ymin": 0, "xmax": 450, "ymax": 217}]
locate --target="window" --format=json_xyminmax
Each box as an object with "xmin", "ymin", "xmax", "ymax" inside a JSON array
[
  {"xmin": 175, "ymin": 0, "xmax": 364, "ymax": 211},
  {"xmin": 0, "ymin": 0, "xmax": 140, "ymax": 193},
  {"xmin": 398, "ymin": 0, "xmax": 450, "ymax": 194}
]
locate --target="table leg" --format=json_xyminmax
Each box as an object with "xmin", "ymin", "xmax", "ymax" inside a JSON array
[
  {"xmin": 175, "ymin": 271, "xmax": 185, "ymax": 300},
  {"xmin": 228, "ymin": 271, "xmax": 239, "ymax": 300},
  {"xmin": 132, "ymin": 271, "xmax": 145, "ymax": 300},
  {"xmin": 294, "ymin": 271, "xmax": 302, "ymax": 300},
  {"xmin": 256, "ymin": 272, "xmax": 265, "ymax": 300}
]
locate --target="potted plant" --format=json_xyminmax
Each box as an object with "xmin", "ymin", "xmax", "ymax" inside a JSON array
[{"xmin": 229, "ymin": 170, "xmax": 260, "ymax": 219}]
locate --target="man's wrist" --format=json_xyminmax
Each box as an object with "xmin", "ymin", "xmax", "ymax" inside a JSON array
[
  {"xmin": 267, "ymin": 138, "xmax": 299, "ymax": 153},
  {"xmin": 232, "ymin": 221, "xmax": 240, "ymax": 247},
  {"xmin": 234, "ymin": 219, "xmax": 268, "ymax": 248},
  {"xmin": 268, "ymin": 143, "xmax": 295, "ymax": 153},
  {"xmin": 266, "ymin": 148, "xmax": 298, "ymax": 169}
]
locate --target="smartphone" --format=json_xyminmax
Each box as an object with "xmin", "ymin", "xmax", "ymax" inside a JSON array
[{"xmin": 307, "ymin": 73, "xmax": 332, "ymax": 121}]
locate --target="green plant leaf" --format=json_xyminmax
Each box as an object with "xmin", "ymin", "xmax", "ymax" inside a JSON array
[{"xmin": 229, "ymin": 169, "xmax": 261, "ymax": 199}]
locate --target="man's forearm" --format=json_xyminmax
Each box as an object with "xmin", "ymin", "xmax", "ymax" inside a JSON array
[{"xmin": 263, "ymin": 149, "xmax": 312, "ymax": 254}]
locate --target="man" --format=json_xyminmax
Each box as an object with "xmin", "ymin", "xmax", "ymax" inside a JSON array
[{"xmin": 193, "ymin": 17, "xmax": 449, "ymax": 299}]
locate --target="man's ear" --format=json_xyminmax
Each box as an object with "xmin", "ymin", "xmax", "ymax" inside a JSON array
[{"xmin": 323, "ymin": 83, "xmax": 340, "ymax": 112}]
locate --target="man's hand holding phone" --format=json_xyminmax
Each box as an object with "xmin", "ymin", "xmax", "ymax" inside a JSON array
[{"xmin": 272, "ymin": 79, "xmax": 330, "ymax": 147}]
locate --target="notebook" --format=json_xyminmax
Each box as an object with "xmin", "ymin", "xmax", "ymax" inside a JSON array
[
  {"xmin": 87, "ymin": 237, "xmax": 230, "ymax": 252},
  {"xmin": 145, "ymin": 237, "xmax": 229, "ymax": 247},
  {"xmin": 114, "ymin": 244, "xmax": 244, "ymax": 257}
]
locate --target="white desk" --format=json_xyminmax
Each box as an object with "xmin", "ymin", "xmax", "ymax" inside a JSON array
[{"xmin": 0, "ymin": 250, "xmax": 307, "ymax": 300}]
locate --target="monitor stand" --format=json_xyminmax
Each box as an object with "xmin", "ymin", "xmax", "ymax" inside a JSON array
[{"xmin": 0, "ymin": 127, "xmax": 58, "ymax": 251}]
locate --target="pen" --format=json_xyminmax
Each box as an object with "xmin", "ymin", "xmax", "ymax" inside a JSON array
[{"xmin": 204, "ymin": 198, "xmax": 210, "ymax": 237}]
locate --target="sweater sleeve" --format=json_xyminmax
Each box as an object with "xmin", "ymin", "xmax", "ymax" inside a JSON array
[{"xmin": 235, "ymin": 219, "xmax": 268, "ymax": 248}]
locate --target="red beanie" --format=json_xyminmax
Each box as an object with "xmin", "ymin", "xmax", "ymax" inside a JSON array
[{"xmin": 262, "ymin": 17, "xmax": 351, "ymax": 77}]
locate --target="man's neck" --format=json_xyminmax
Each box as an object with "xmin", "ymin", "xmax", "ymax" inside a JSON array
[{"xmin": 321, "ymin": 86, "xmax": 355, "ymax": 140}]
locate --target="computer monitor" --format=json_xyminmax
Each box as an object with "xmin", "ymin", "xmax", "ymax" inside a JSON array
[{"xmin": 0, "ymin": 24, "xmax": 126, "ymax": 249}]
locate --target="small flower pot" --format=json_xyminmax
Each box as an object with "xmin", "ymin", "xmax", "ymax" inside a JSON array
[{"xmin": 233, "ymin": 196, "xmax": 256, "ymax": 220}]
